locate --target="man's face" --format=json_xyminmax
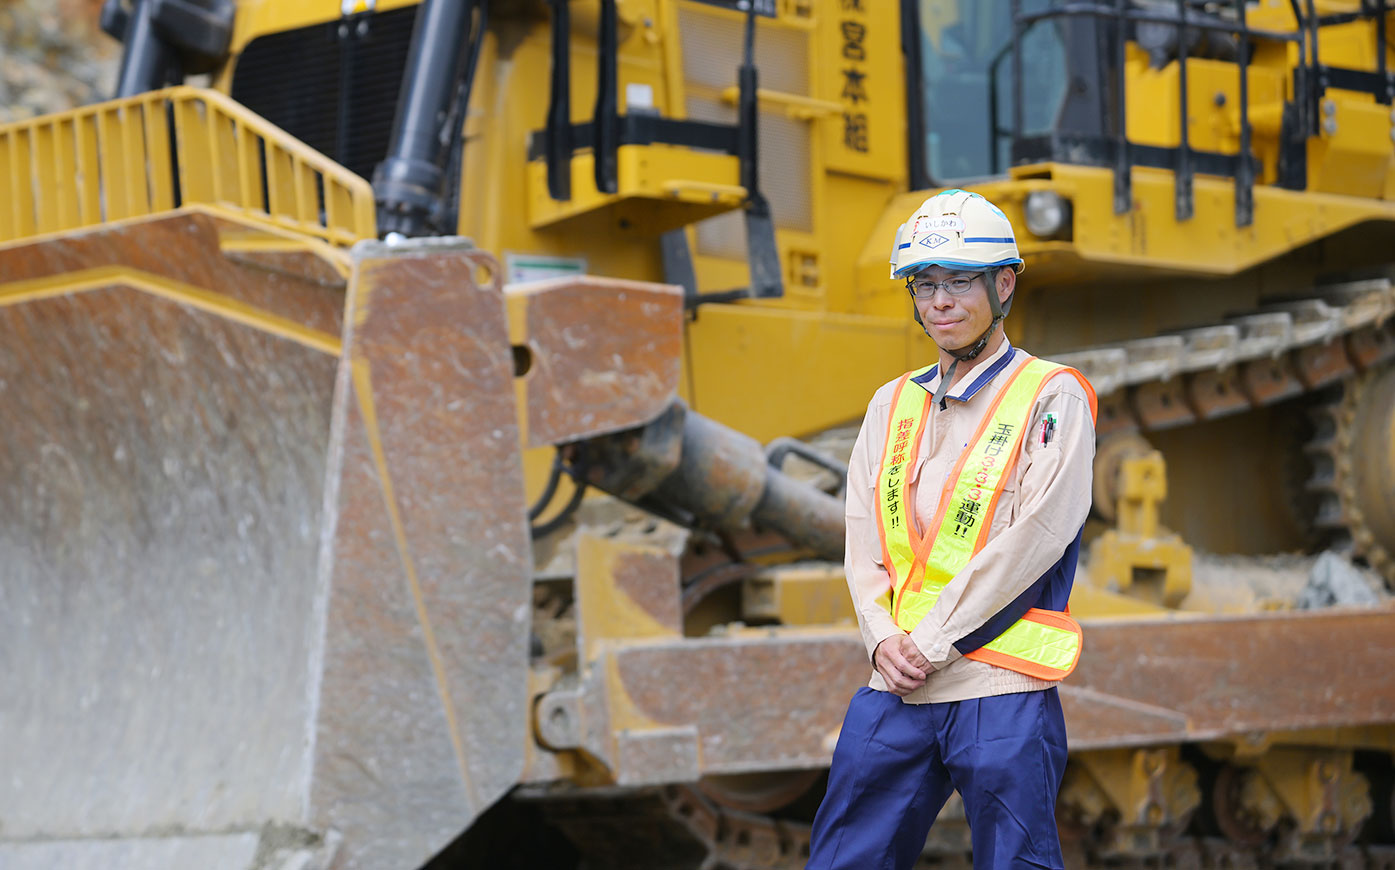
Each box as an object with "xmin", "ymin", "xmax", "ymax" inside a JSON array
[{"xmin": 911, "ymin": 265, "xmax": 1013, "ymax": 351}]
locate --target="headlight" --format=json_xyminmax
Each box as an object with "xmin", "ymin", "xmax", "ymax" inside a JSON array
[{"xmin": 1024, "ymin": 191, "xmax": 1071, "ymax": 239}]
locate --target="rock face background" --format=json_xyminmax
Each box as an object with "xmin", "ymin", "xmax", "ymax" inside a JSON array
[{"xmin": 1, "ymin": 0, "xmax": 120, "ymax": 121}]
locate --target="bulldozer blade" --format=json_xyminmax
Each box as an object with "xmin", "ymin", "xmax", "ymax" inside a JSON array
[
  {"xmin": 0, "ymin": 213, "xmax": 532, "ymax": 869},
  {"xmin": 310, "ymin": 238, "xmax": 533, "ymax": 868}
]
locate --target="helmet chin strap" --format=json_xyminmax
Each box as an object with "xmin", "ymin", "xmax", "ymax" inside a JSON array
[{"xmin": 929, "ymin": 315, "xmax": 1002, "ymax": 408}]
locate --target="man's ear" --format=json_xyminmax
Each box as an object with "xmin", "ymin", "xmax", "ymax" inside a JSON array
[{"xmin": 997, "ymin": 268, "xmax": 1016, "ymax": 305}]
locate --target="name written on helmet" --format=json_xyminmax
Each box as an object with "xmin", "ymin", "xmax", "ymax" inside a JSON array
[{"xmin": 912, "ymin": 215, "xmax": 966, "ymax": 236}]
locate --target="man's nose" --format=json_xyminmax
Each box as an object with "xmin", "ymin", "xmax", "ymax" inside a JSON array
[{"xmin": 927, "ymin": 288, "xmax": 956, "ymax": 307}]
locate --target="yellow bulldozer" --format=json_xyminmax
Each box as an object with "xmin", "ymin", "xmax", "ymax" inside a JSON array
[{"xmin": 3, "ymin": 0, "xmax": 1395, "ymax": 868}]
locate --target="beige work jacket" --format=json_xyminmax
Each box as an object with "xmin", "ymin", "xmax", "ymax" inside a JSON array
[{"xmin": 844, "ymin": 340, "xmax": 1096, "ymax": 703}]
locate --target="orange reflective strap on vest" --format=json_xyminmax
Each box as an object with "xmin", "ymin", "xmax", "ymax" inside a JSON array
[
  {"xmin": 873, "ymin": 362, "xmax": 936, "ymax": 595},
  {"xmin": 874, "ymin": 356, "xmax": 1097, "ymax": 682}
]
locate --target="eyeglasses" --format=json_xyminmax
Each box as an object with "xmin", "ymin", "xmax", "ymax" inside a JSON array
[{"xmin": 910, "ymin": 273, "xmax": 983, "ymax": 300}]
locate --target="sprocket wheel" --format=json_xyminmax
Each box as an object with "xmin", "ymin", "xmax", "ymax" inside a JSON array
[{"xmin": 1306, "ymin": 362, "xmax": 1395, "ymax": 589}]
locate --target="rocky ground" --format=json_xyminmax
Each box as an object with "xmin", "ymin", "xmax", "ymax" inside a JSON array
[{"xmin": 0, "ymin": 0, "xmax": 119, "ymax": 122}]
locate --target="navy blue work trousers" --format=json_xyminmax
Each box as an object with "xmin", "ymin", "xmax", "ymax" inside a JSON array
[{"xmin": 806, "ymin": 686, "xmax": 1068, "ymax": 870}]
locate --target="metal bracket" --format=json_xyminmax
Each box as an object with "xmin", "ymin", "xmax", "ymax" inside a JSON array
[
  {"xmin": 593, "ymin": 0, "xmax": 620, "ymax": 195},
  {"xmin": 1235, "ymin": 0, "xmax": 1254, "ymax": 227},
  {"xmin": 545, "ymin": 0, "xmax": 572, "ymax": 201},
  {"xmin": 1173, "ymin": 0, "xmax": 1194, "ymax": 222},
  {"xmin": 1113, "ymin": 0, "xmax": 1132, "ymax": 215}
]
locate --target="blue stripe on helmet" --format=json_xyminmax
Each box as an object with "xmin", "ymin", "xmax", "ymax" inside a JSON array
[
  {"xmin": 897, "ymin": 242, "xmax": 912, "ymax": 249},
  {"xmin": 893, "ymin": 256, "xmax": 1024, "ymax": 278},
  {"xmin": 963, "ymin": 236, "xmax": 1015, "ymax": 243}
]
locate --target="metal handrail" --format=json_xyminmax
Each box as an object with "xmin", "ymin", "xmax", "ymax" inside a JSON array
[
  {"xmin": 1012, "ymin": 2, "xmax": 1298, "ymax": 41},
  {"xmin": 1003, "ymin": 0, "xmax": 1393, "ymax": 145},
  {"xmin": 993, "ymin": 0, "xmax": 1330, "ymax": 221},
  {"xmin": 0, "ymin": 86, "xmax": 376, "ymax": 246}
]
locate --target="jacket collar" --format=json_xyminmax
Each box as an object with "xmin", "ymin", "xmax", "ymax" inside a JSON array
[{"xmin": 910, "ymin": 341, "xmax": 1017, "ymax": 403}]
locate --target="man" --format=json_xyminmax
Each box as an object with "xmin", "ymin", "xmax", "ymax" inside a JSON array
[{"xmin": 806, "ymin": 189, "xmax": 1097, "ymax": 870}]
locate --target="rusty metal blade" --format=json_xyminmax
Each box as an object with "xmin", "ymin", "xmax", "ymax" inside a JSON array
[
  {"xmin": 0, "ymin": 214, "xmax": 343, "ymax": 860},
  {"xmin": 1062, "ymin": 608, "xmax": 1395, "ymax": 749},
  {"xmin": 310, "ymin": 238, "xmax": 534, "ymax": 869},
  {"xmin": 566, "ymin": 608, "xmax": 1395, "ymax": 783},
  {"xmin": 0, "ymin": 219, "xmax": 536, "ymax": 870},
  {"xmin": 509, "ymin": 276, "xmax": 683, "ymax": 447}
]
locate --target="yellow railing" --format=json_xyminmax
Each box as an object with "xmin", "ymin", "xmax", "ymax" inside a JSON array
[{"xmin": 0, "ymin": 86, "xmax": 376, "ymax": 246}]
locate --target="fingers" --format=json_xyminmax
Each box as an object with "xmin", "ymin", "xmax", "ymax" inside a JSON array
[
  {"xmin": 874, "ymin": 642, "xmax": 921, "ymax": 682},
  {"xmin": 874, "ymin": 637, "xmax": 928, "ymax": 695},
  {"xmin": 875, "ymin": 660, "xmax": 923, "ymax": 695},
  {"xmin": 899, "ymin": 636, "xmax": 931, "ymax": 672},
  {"xmin": 890, "ymin": 636, "xmax": 933, "ymax": 682},
  {"xmin": 889, "ymin": 648, "xmax": 926, "ymax": 682}
]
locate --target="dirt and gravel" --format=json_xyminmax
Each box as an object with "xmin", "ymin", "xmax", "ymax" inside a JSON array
[
  {"xmin": 1183, "ymin": 549, "xmax": 1389, "ymax": 613},
  {"xmin": 0, "ymin": 0, "xmax": 117, "ymax": 122}
]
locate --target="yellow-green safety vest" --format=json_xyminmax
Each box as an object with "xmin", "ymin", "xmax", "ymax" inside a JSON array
[{"xmin": 875, "ymin": 355, "xmax": 1097, "ymax": 681}]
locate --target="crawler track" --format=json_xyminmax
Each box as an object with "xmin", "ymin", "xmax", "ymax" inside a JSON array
[
  {"xmin": 1053, "ymin": 279, "xmax": 1394, "ymax": 438},
  {"xmin": 536, "ymin": 783, "xmax": 1395, "ymax": 869},
  {"xmin": 1054, "ymin": 278, "xmax": 1395, "ymax": 587}
]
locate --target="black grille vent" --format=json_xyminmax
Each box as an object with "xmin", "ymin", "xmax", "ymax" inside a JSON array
[{"xmin": 231, "ymin": 6, "xmax": 418, "ymax": 183}]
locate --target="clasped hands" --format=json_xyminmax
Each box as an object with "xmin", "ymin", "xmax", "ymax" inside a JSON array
[{"xmin": 874, "ymin": 634, "xmax": 935, "ymax": 696}]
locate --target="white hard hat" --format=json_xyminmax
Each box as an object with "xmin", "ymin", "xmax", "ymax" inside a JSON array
[{"xmin": 889, "ymin": 189, "xmax": 1023, "ymax": 279}]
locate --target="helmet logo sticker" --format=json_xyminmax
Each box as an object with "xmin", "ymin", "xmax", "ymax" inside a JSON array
[{"xmin": 920, "ymin": 233, "xmax": 949, "ymax": 249}]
